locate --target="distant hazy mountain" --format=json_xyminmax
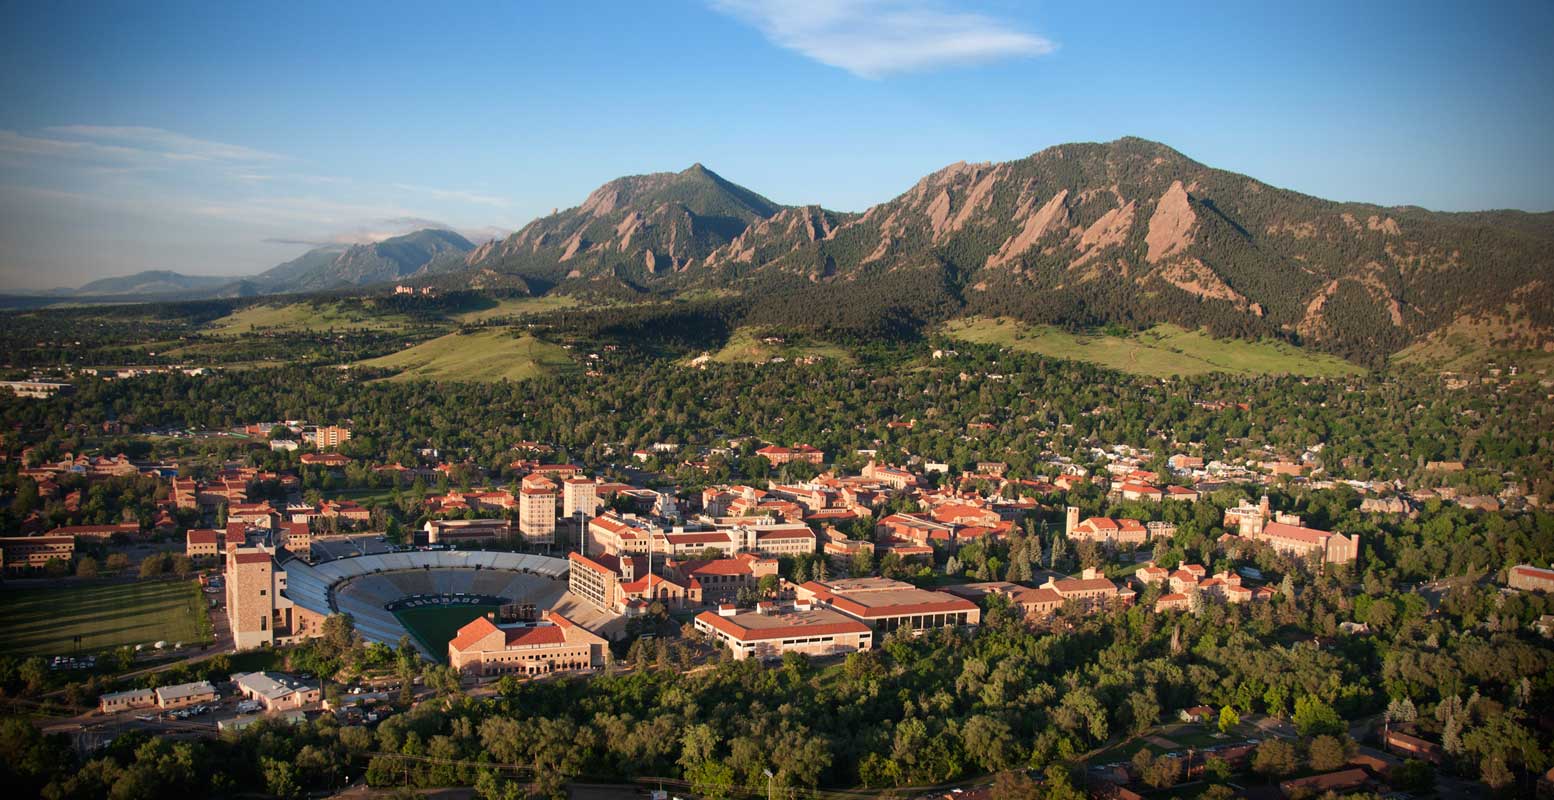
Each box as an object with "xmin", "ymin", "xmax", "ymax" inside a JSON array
[
  {"xmin": 253, "ymin": 229, "xmax": 475, "ymax": 293},
  {"xmin": 459, "ymin": 138, "xmax": 1554, "ymax": 361},
  {"xmin": 56, "ymin": 270, "xmax": 236, "ymax": 297},
  {"xmin": 38, "ymin": 228, "xmax": 477, "ymax": 301}
]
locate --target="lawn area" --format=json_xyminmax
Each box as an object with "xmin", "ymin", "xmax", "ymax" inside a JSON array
[
  {"xmin": 394, "ymin": 604, "xmax": 498, "ymax": 661},
  {"xmin": 693, "ymin": 326, "xmax": 854, "ymax": 365},
  {"xmin": 0, "ymin": 579, "xmax": 212, "ymax": 656},
  {"xmin": 451, "ymin": 294, "xmax": 580, "ymax": 323},
  {"xmin": 356, "ymin": 328, "xmax": 577, "ymax": 382},
  {"xmin": 205, "ymin": 301, "xmax": 419, "ymax": 336},
  {"xmin": 943, "ymin": 317, "xmax": 1363, "ymax": 378}
]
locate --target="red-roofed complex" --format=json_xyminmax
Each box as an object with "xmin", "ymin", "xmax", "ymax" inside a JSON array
[
  {"xmin": 668, "ymin": 553, "xmax": 778, "ymax": 603},
  {"xmin": 694, "ymin": 602, "xmax": 872, "ymax": 661},
  {"xmin": 1250, "ymin": 521, "xmax": 1360, "ymax": 564},
  {"xmin": 755, "ymin": 444, "xmax": 825, "ymax": 466},
  {"xmin": 794, "ymin": 577, "xmax": 980, "ymax": 633},
  {"xmin": 447, "ymin": 611, "xmax": 607, "ymax": 677}
]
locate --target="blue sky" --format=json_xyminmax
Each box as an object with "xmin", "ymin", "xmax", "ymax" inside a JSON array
[{"xmin": 1, "ymin": 0, "xmax": 1551, "ymax": 289}]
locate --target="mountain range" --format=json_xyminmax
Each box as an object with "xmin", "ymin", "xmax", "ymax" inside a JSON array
[
  {"xmin": 40, "ymin": 137, "xmax": 1554, "ymax": 361},
  {"xmin": 458, "ymin": 137, "xmax": 1554, "ymax": 362},
  {"xmin": 35, "ymin": 228, "xmax": 477, "ymax": 300}
]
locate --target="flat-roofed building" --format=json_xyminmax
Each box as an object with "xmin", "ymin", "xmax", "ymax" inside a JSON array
[
  {"xmin": 0, "ymin": 535, "xmax": 74, "ymax": 571},
  {"xmin": 568, "ymin": 551, "xmax": 620, "ymax": 611},
  {"xmin": 448, "ymin": 611, "xmax": 607, "ymax": 677},
  {"xmin": 1509, "ymin": 564, "xmax": 1554, "ymax": 592},
  {"xmin": 795, "ymin": 577, "xmax": 980, "ymax": 634},
  {"xmin": 519, "ymin": 475, "xmax": 557, "ymax": 545},
  {"xmin": 99, "ymin": 687, "xmax": 156, "ymax": 714},
  {"xmin": 232, "ymin": 671, "xmax": 321, "ymax": 711},
  {"xmin": 562, "ymin": 478, "xmax": 601, "ymax": 520},
  {"xmin": 48, "ymin": 523, "xmax": 140, "ymax": 541},
  {"xmin": 226, "ymin": 544, "xmax": 325, "ymax": 651},
  {"xmin": 1, "ymin": 380, "xmax": 72, "ymax": 398},
  {"xmin": 423, "ymin": 518, "xmax": 512, "ymax": 546},
  {"xmin": 695, "ymin": 602, "xmax": 872, "ymax": 661},
  {"xmin": 154, "ymin": 680, "xmax": 218, "ymax": 709}
]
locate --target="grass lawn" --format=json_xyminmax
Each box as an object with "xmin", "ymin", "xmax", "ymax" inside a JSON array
[
  {"xmin": 205, "ymin": 301, "xmax": 419, "ymax": 336},
  {"xmin": 943, "ymin": 317, "xmax": 1363, "ymax": 378},
  {"xmin": 693, "ymin": 326, "xmax": 854, "ymax": 365},
  {"xmin": 0, "ymin": 579, "xmax": 212, "ymax": 656},
  {"xmin": 394, "ymin": 604, "xmax": 499, "ymax": 661},
  {"xmin": 357, "ymin": 328, "xmax": 577, "ymax": 382}
]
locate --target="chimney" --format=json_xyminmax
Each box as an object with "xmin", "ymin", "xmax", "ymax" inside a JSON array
[
  {"xmin": 717, "ymin": 603, "xmax": 737, "ymax": 617},
  {"xmin": 793, "ymin": 599, "xmax": 813, "ymax": 612},
  {"xmin": 1065, "ymin": 506, "xmax": 1079, "ymax": 537},
  {"xmin": 1082, "ymin": 567, "xmax": 1099, "ymax": 580}
]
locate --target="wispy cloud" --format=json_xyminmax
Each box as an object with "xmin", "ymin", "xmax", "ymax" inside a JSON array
[
  {"xmin": 392, "ymin": 182, "xmax": 513, "ymax": 208},
  {"xmin": 45, "ymin": 125, "xmax": 285, "ymax": 162},
  {"xmin": 709, "ymin": 0, "xmax": 1054, "ymax": 78}
]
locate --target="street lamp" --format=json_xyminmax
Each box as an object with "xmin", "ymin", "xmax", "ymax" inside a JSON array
[{"xmin": 763, "ymin": 768, "xmax": 774, "ymax": 800}]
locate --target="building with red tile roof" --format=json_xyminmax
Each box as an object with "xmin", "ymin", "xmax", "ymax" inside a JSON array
[
  {"xmin": 794, "ymin": 577, "xmax": 980, "ymax": 633},
  {"xmin": 447, "ymin": 611, "xmax": 607, "ymax": 677},
  {"xmin": 694, "ymin": 601, "xmax": 872, "ymax": 661}
]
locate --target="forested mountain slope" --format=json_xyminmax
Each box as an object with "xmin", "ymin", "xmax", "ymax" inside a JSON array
[{"xmin": 463, "ymin": 138, "xmax": 1554, "ymax": 363}]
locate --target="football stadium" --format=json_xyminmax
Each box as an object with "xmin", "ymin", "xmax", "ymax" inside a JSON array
[{"xmin": 278, "ymin": 550, "xmax": 606, "ymax": 658}]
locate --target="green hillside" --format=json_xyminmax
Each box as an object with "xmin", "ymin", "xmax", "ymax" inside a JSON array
[
  {"xmin": 691, "ymin": 326, "xmax": 854, "ymax": 365},
  {"xmin": 207, "ymin": 301, "xmax": 417, "ymax": 335},
  {"xmin": 944, "ymin": 317, "xmax": 1363, "ymax": 378},
  {"xmin": 357, "ymin": 328, "xmax": 576, "ymax": 382}
]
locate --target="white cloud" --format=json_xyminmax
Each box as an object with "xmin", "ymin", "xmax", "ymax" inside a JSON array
[
  {"xmin": 709, "ymin": 0, "xmax": 1054, "ymax": 78},
  {"xmin": 45, "ymin": 125, "xmax": 285, "ymax": 162}
]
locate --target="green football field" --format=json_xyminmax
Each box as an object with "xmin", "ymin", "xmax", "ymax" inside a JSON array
[
  {"xmin": 0, "ymin": 579, "xmax": 212, "ymax": 656},
  {"xmin": 394, "ymin": 603, "xmax": 499, "ymax": 661}
]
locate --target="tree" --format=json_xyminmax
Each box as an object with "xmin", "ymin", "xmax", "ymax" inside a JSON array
[
  {"xmin": 685, "ymin": 760, "xmax": 736, "ymax": 800},
  {"xmin": 1128, "ymin": 690, "xmax": 1160, "ymax": 735},
  {"xmin": 261, "ymin": 757, "xmax": 301, "ymax": 800},
  {"xmin": 170, "ymin": 554, "xmax": 193, "ymax": 577},
  {"xmin": 1253, "ymin": 739, "xmax": 1297, "ymax": 778},
  {"xmin": 75, "ymin": 556, "xmax": 99, "ymax": 578},
  {"xmin": 961, "ymin": 714, "xmax": 1017, "ymax": 772},
  {"xmin": 1292, "ymin": 695, "xmax": 1344, "ymax": 736},
  {"xmin": 43, "ymin": 558, "xmax": 69, "ymax": 578},
  {"xmin": 105, "ymin": 553, "xmax": 130, "ymax": 572},
  {"xmin": 1307, "ymin": 734, "xmax": 1348, "ymax": 771},
  {"xmin": 138, "ymin": 554, "xmax": 166, "ymax": 579},
  {"xmin": 1218, "ymin": 705, "xmax": 1240, "ymax": 734},
  {"xmin": 991, "ymin": 770, "xmax": 1040, "ymax": 800},
  {"xmin": 1479, "ymin": 754, "xmax": 1514, "ymax": 790},
  {"xmin": 1385, "ymin": 696, "xmax": 1417, "ymax": 724}
]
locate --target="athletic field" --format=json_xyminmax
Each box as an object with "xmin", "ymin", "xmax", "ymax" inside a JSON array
[
  {"xmin": 0, "ymin": 579, "xmax": 212, "ymax": 656},
  {"xmin": 394, "ymin": 603, "xmax": 498, "ymax": 661}
]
